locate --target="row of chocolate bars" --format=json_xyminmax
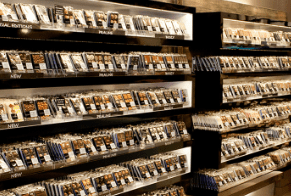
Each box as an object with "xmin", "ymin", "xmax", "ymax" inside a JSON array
[
  {"xmin": 0, "ymin": 153, "xmax": 188, "ymax": 196},
  {"xmin": 193, "ymin": 147, "xmax": 291, "ymax": 191},
  {"xmin": 192, "ymin": 100, "xmax": 291, "ymax": 132},
  {"xmin": 0, "ymin": 50, "xmax": 190, "ymax": 74},
  {"xmin": 0, "ymin": 120, "xmax": 189, "ymax": 173},
  {"xmin": 0, "ymin": 2, "xmax": 187, "ymax": 35},
  {"xmin": 222, "ymin": 123, "xmax": 291, "ymax": 159},
  {"xmin": 192, "ymin": 56, "xmax": 291, "ymax": 72},
  {"xmin": 0, "ymin": 87, "xmax": 188, "ymax": 123}
]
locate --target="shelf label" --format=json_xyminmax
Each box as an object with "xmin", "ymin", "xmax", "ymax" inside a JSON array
[
  {"xmin": 92, "ymin": 62, "xmax": 98, "ymax": 68},
  {"xmin": 16, "ymin": 64, "xmax": 24, "ymax": 70},
  {"xmin": 39, "ymin": 63, "xmax": 46, "ymax": 70},
  {"xmin": 11, "ymin": 172, "xmax": 22, "ymax": 179},
  {"xmin": 99, "ymin": 73, "xmax": 114, "ymax": 77},
  {"xmin": 26, "ymin": 63, "xmax": 33, "ymax": 70},
  {"xmin": 10, "ymin": 74, "xmax": 22, "ymax": 79}
]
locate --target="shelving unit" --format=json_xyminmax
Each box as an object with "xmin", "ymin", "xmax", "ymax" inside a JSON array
[
  {"xmin": 0, "ymin": 0, "xmax": 196, "ymax": 195},
  {"xmin": 192, "ymin": 11, "xmax": 291, "ymax": 196}
]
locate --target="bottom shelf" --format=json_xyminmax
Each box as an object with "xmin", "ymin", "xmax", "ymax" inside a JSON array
[{"xmin": 192, "ymin": 171, "xmax": 282, "ymax": 196}]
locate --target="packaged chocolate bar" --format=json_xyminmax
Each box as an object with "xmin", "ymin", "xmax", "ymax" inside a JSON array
[
  {"xmin": 101, "ymin": 94, "xmax": 116, "ymax": 113},
  {"xmin": 53, "ymin": 4, "xmax": 64, "ymax": 26},
  {"xmin": 71, "ymin": 53, "xmax": 88, "ymax": 72},
  {"xmin": 0, "ymin": 103, "xmax": 9, "ymax": 123},
  {"xmin": 34, "ymin": 144, "xmax": 52, "ymax": 165},
  {"xmin": 112, "ymin": 54, "xmax": 127, "ymax": 72},
  {"xmin": 164, "ymin": 54, "xmax": 176, "ymax": 71},
  {"xmin": 92, "ymin": 135, "xmax": 108, "ymax": 152},
  {"xmin": 35, "ymin": 99, "xmax": 52, "ymax": 121},
  {"xmin": 6, "ymin": 99, "xmax": 24, "ymax": 122},
  {"xmin": 59, "ymin": 53, "xmax": 75, "ymax": 73},
  {"xmin": 84, "ymin": 10, "xmax": 97, "ymax": 28},
  {"xmin": 19, "ymin": 146, "xmax": 40, "ymax": 168},
  {"xmin": 122, "ymin": 91, "xmax": 137, "ymax": 111},
  {"xmin": 0, "ymin": 51, "xmax": 11, "ymax": 73},
  {"xmin": 34, "ymin": 5, "xmax": 51, "ymax": 25},
  {"xmin": 59, "ymin": 141, "xmax": 76, "ymax": 162},
  {"xmin": 95, "ymin": 53, "xmax": 106, "ymax": 72},
  {"xmin": 107, "ymin": 11, "xmax": 119, "ymax": 29},
  {"xmin": 163, "ymin": 90, "xmax": 175, "ymax": 105},
  {"xmin": 112, "ymin": 93, "xmax": 128, "ymax": 112},
  {"xmin": 82, "ymin": 138, "xmax": 97, "ymax": 156},
  {"xmin": 53, "ymin": 96, "xmax": 76, "ymax": 117},
  {"xmin": 172, "ymin": 20, "xmax": 183, "ymax": 34},
  {"xmin": 127, "ymin": 54, "xmax": 141, "ymax": 74},
  {"xmin": 165, "ymin": 20, "xmax": 175, "ymax": 34},
  {"xmin": 103, "ymin": 54, "xmax": 114, "ymax": 72},
  {"xmin": 135, "ymin": 90, "xmax": 151, "ymax": 108},
  {"xmin": 18, "ymin": 51, "xmax": 34, "ymax": 72},
  {"xmin": 82, "ymin": 96, "xmax": 99, "ymax": 114},
  {"xmin": 154, "ymin": 90, "xmax": 168, "ymax": 106},
  {"xmin": 94, "ymin": 11, "xmax": 106, "ymax": 28},
  {"xmin": 72, "ymin": 9, "xmax": 87, "ymax": 28},
  {"xmin": 146, "ymin": 91, "xmax": 161, "ymax": 107},
  {"xmin": 3, "ymin": 149, "xmax": 26, "ymax": 171},
  {"xmin": 150, "ymin": 17, "xmax": 161, "ymax": 33},
  {"xmin": 84, "ymin": 53, "xmax": 99, "ymax": 71},
  {"xmin": 123, "ymin": 15, "xmax": 135, "ymax": 32},
  {"xmin": 18, "ymin": 3, "xmax": 38, "ymax": 23},
  {"xmin": 7, "ymin": 52, "xmax": 25, "ymax": 72},
  {"xmin": 70, "ymin": 97, "xmax": 88, "ymax": 115},
  {"xmin": 63, "ymin": 6, "xmax": 75, "ymax": 27},
  {"xmin": 0, "ymin": 155, "xmax": 10, "ymax": 174},
  {"xmin": 21, "ymin": 100, "xmax": 39, "ymax": 121},
  {"xmin": 31, "ymin": 52, "xmax": 47, "ymax": 73},
  {"xmin": 70, "ymin": 138, "xmax": 88, "ymax": 158},
  {"xmin": 158, "ymin": 18, "xmax": 168, "ymax": 33},
  {"xmin": 142, "ymin": 16, "xmax": 153, "ymax": 32},
  {"xmin": 0, "ymin": 3, "xmax": 18, "ymax": 22}
]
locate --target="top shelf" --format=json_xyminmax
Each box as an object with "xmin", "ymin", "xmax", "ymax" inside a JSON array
[{"xmin": 0, "ymin": 0, "xmax": 194, "ymax": 46}]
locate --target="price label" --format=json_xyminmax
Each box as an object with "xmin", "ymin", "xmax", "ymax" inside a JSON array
[
  {"xmin": 145, "ymin": 172, "xmax": 151, "ymax": 178},
  {"xmin": 1, "ymin": 114, "xmax": 8, "ymax": 121},
  {"xmin": 111, "ymin": 181, "xmax": 117, "ymax": 187},
  {"xmin": 157, "ymin": 64, "xmax": 162, "ymax": 70},
  {"xmin": 144, "ymin": 100, "xmax": 149, "ymax": 105},
  {"xmin": 92, "ymin": 62, "xmax": 98, "ymax": 68},
  {"xmin": 184, "ymin": 162, "xmax": 188, "ymax": 168},
  {"xmin": 68, "ymin": 107, "xmax": 74, "ymax": 114},
  {"xmin": 80, "ymin": 190, "xmax": 86, "ymax": 196},
  {"xmin": 130, "ymin": 101, "xmax": 135, "ymax": 106},
  {"xmin": 101, "ymin": 145, "xmax": 107, "ymax": 151},
  {"xmin": 11, "ymin": 14, "xmax": 18, "ymax": 20},
  {"xmin": 156, "ymin": 133, "xmax": 160, "ymax": 140},
  {"xmin": 162, "ymin": 99, "xmax": 167, "ymax": 104},
  {"xmin": 121, "ymin": 64, "xmax": 126, "ymax": 70},
  {"xmin": 183, "ymin": 130, "xmax": 188, "ymax": 135},
  {"xmin": 185, "ymin": 64, "xmax": 190, "ymax": 69},
  {"xmin": 16, "ymin": 160, "xmax": 23, "ymax": 166},
  {"xmin": 31, "ymin": 157, "xmax": 39, "ymax": 165},
  {"xmin": 177, "ymin": 98, "xmax": 182, "ymax": 103},
  {"xmin": 107, "ymin": 103, "xmax": 113, "ymax": 109},
  {"xmin": 128, "ymin": 176, "xmax": 133, "ymax": 182},
  {"xmin": 171, "ymin": 64, "xmax": 175, "ymax": 69},
  {"xmin": 178, "ymin": 64, "xmax": 183, "ymax": 69},
  {"xmin": 149, "ymin": 64, "xmax": 153, "ymax": 70},
  {"xmin": 176, "ymin": 163, "xmax": 181, "ymax": 169},
  {"xmin": 161, "ymin": 64, "xmax": 166, "ymax": 69},
  {"xmin": 129, "ymin": 139, "xmax": 134, "ymax": 146},
  {"xmin": 80, "ymin": 63, "xmax": 87, "ymax": 70},
  {"xmin": 16, "ymin": 64, "xmax": 24, "ymax": 70},
  {"xmin": 101, "ymin": 185, "xmax": 107, "ymax": 191},
  {"xmin": 99, "ymin": 104, "xmax": 105, "ymax": 110},
  {"xmin": 110, "ymin": 143, "xmax": 116, "ymax": 149},
  {"xmin": 154, "ymin": 170, "xmax": 159, "ymax": 176},
  {"xmin": 80, "ymin": 148, "xmax": 86, "ymax": 154},
  {"xmin": 133, "ymin": 65, "xmax": 138, "ymax": 70},
  {"xmin": 2, "ymin": 62, "xmax": 10, "ymax": 69},
  {"xmin": 69, "ymin": 194, "xmax": 74, "ymax": 196},
  {"xmin": 122, "ymin": 141, "xmax": 127, "ymax": 147},
  {"xmin": 91, "ymin": 146, "xmax": 97, "ymax": 152},
  {"xmin": 70, "ymin": 19, "xmax": 75, "ymax": 25},
  {"xmin": 44, "ymin": 155, "xmax": 51, "ymax": 162},
  {"xmin": 219, "ymin": 182, "xmax": 223, "ymax": 187},
  {"xmin": 39, "ymin": 63, "xmax": 47, "ymax": 70},
  {"xmin": 121, "ymin": 179, "xmax": 126, "ymax": 185},
  {"xmin": 170, "ymin": 165, "xmax": 174, "ymax": 171},
  {"xmin": 113, "ymin": 23, "xmax": 119, "ymax": 29},
  {"xmin": 2, "ymin": 15, "xmax": 8, "ymax": 21},
  {"xmin": 44, "ymin": 109, "xmax": 51, "ymax": 116},
  {"xmin": 90, "ymin": 104, "xmax": 96, "ymax": 110},
  {"xmin": 170, "ymin": 98, "xmax": 175, "ymax": 103},
  {"xmin": 108, "ymin": 64, "xmax": 114, "ymax": 70},
  {"xmin": 161, "ymin": 167, "xmax": 166, "ymax": 173},
  {"xmin": 89, "ymin": 187, "xmax": 96, "ymax": 193},
  {"xmin": 99, "ymin": 64, "xmax": 105, "ymax": 70},
  {"xmin": 68, "ymin": 151, "xmax": 75, "ymax": 158},
  {"xmin": 121, "ymin": 102, "xmax": 127, "ymax": 108},
  {"xmin": 30, "ymin": 110, "xmax": 38, "ymax": 118},
  {"xmin": 26, "ymin": 63, "xmax": 33, "ymax": 70},
  {"xmin": 171, "ymin": 132, "xmax": 176, "ymax": 137},
  {"xmin": 147, "ymin": 26, "xmax": 153, "ymax": 31}
]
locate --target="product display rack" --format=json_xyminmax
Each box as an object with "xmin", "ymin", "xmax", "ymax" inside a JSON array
[
  {"xmin": 192, "ymin": 12, "xmax": 291, "ymax": 196},
  {"xmin": 0, "ymin": 0, "xmax": 196, "ymax": 195}
]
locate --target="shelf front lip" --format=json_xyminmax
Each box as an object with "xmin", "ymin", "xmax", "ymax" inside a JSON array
[
  {"xmin": 220, "ymin": 47, "xmax": 291, "ymax": 53},
  {"xmin": 0, "ymin": 27, "xmax": 193, "ymax": 47},
  {"xmin": 220, "ymin": 71, "xmax": 291, "ymax": 79},
  {"xmin": 0, "ymin": 74, "xmax": 195, "ymax": 89},
  {"xmin": 223, "ymin": 93, "xmax": 291, "ymax": 104},
  {"xmin": 221, "ymin": 139, "xmax": 291, "ymax": 163},
  {"xmin": 193, "ymin": 115, "xmax": 290, "ymax": 135},
  {"xmin": 0, "ymin": 139, "xmax": 192, "ymax": 190}
]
